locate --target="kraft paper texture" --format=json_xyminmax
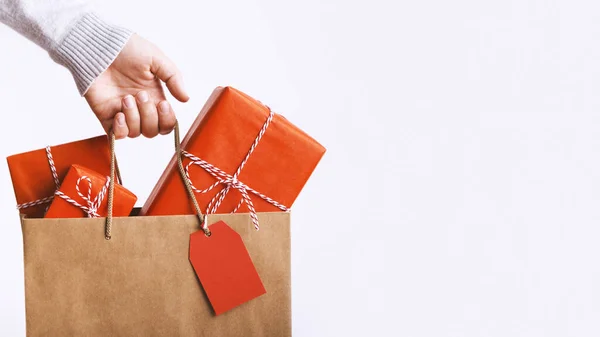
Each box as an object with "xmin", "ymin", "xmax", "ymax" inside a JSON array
[{"xmin": 21, "ymin": 211, "xmax": 290, "ymax": 337}]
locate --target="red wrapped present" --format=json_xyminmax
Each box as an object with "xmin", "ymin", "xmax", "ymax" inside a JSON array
[
  {"xmin": 7, "ymin": 135, "xmax": 112, "ymax": 218},
  {"xmin": 45, "ymin": 165, "xmax": 137, "ymax": 218},
  {"xmin": 140, "ymin": 86, "xmax": 326, "ymax": 228}
]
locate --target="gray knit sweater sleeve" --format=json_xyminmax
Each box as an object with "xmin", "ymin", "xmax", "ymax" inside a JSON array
[{"xmin": 0, "ymin": 0, "xmax": 133, "ymax": 95}]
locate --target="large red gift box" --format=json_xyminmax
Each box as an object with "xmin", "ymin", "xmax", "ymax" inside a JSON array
[
  {"xmin": 140, "ymin": 86, "xmax": 326, "ymax": 217},
  {"xmin": 45, "ymin": 165, "xmax": 137, "ymax": 218},
  {"xmin": 7, "ymin": 136, "xmax": 112, "ymax": 218}
]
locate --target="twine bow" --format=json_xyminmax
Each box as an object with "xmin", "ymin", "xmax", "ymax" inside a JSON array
[
  {"xmin": 182, "ymin": 108, "xmax": 289, "ymax": 231},
  {"xmin": 16, "ymin": 140, "xmax": 121, "ymax": 214},
  {"xmin": 54, "ymin": 176, "xmax": 111, "ymax": 218}
]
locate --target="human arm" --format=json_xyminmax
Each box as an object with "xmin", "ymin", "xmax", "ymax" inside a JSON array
[{"xmin": 0, "ymin": 0, "xmax": 188, "ymax": 138}]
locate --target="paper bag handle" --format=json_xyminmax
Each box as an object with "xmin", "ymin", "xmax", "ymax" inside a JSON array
[{"xmin": 104, "ymin": 121, "xmax": 208, "ymax": 240}]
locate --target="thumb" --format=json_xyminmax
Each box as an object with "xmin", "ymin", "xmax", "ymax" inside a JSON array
[{"xmin": 151, "ymin": 51, "xmax": 190, "ymax": 102}]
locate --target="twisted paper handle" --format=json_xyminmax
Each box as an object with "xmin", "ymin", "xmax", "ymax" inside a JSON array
[
  {"xmin": 104, "ymin": 107, "xmax": 283, "ymax": 239},
  {"xmin": 105, "ymin": 121, "xmax": 208, "ymax": 239}
]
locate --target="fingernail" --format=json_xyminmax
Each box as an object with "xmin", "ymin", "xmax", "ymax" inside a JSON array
[
  {"xmin": 123, "ymin": 95, "xmax": 135, "ymax": 108},
  {"xmin": 116, "ymin": 114, "xmax": 125, "ymax": 126},
  {"xmin": 137, "ymin": 91, "xmax": 149, "ymax": 103},
  {"xmin": 159, "ymin": 101, "xmax": 170, "ymax": 114}
]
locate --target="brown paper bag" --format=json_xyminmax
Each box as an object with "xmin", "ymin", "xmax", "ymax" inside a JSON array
[{"xmin": 19, "ymin": 124, "xmax": 291, "ymax": 336}]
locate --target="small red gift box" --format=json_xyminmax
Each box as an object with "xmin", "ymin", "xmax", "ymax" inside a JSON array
[
  {"xmin": 7, "ymin": 135, "xmax": 112, "ymax": 218},
  {"xmin": 140, "ymin": 86, "xmax": 326, "ymax": 224},
  {"xmin": 45, "ymin": 165, "xmax": 137, "ymax": 218}
]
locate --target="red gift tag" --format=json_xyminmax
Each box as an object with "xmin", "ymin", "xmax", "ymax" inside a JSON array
[{"xmin": 189, "ymin": 221, "xmax": 266, "ymax": 315}]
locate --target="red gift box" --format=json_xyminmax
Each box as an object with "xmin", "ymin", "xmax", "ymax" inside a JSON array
[
  {"xmin": 140, "ymin": 86, "xmax": 325, "ymax": 226},
  {"xmin": 7, "ymin": 135, "xmax": 112, "ymax": 218},
  {"xmin": 45, "ymin": 165, "xmax": 137, "ymax": 218}
]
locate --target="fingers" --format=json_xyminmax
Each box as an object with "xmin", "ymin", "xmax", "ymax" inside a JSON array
[
  {"xmin": 151, "ymin": 53, "xmax": 190, "ymax": 102},
  {"xmin": 115, "ymin": 91, "xmax": 177, "ymax": 140},
  {"xmin": 158, "ymin": 101, "xmax": 176, "ymax": 135},
  {"xmin": 136, "ymin": 91, "xmax": 159, "ymax": 138},
  {"xmin": 112, "ymin": 113, "xmax": 129, "ymax": 140},
  {"xmin": 122, "ymin": 95, "xmax": 141, "ymax": 138}
]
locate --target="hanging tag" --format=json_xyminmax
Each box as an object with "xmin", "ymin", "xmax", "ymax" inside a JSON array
[{"xmin": 189, "ymin": 221, "xmax": 266, "ymax": 315}]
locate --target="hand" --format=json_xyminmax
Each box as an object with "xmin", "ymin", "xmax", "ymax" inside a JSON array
[{"xmin": 84, "ymin": 34, "xmax": 189, "ymax": 139}]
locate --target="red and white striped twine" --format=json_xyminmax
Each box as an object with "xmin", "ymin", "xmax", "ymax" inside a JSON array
[
  {"xmin": 54, "ymin": 176, "xmax": 111, "ymax": 218},
  {"xmin": 182, "ymin": 107, "xmax": 289, "ymax": 231},
  {"xmin": 16, "ymin": 146, "xmax": 60, "ymax": 211},
  {"xmin": 15, "ymin": 146, "xmax": 110, "ymax": 218}
]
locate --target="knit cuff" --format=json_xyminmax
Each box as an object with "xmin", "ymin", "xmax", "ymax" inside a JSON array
[{"xmin": 50, "ymin": 13, "xmax": 133, "ymax": 96}]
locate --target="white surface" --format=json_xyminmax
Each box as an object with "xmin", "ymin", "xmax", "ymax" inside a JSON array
[{"xmin": 2, "ymin": 0, "xmax": 600, "ymax": 336}]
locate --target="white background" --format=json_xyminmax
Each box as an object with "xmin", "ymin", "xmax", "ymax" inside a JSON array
[{"xmin": 2, "ymin": 0, "xmax": 600, "ymax": 336}]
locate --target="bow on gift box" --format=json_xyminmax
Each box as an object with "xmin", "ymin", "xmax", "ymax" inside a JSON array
[
  {"xmin": 181, "ymin": 108, "xmax": 289, "ymax": 232},
  {"xmin": 15, "ymin": 146, "xmax": 110, "ymax": 218},
  {"xmin": 15, "ymin": 142, "xmax": 121, "ymax": 216},
  {"xmin": 54, "ymin": 176, "xmax": 111, "ymax": 218}
]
